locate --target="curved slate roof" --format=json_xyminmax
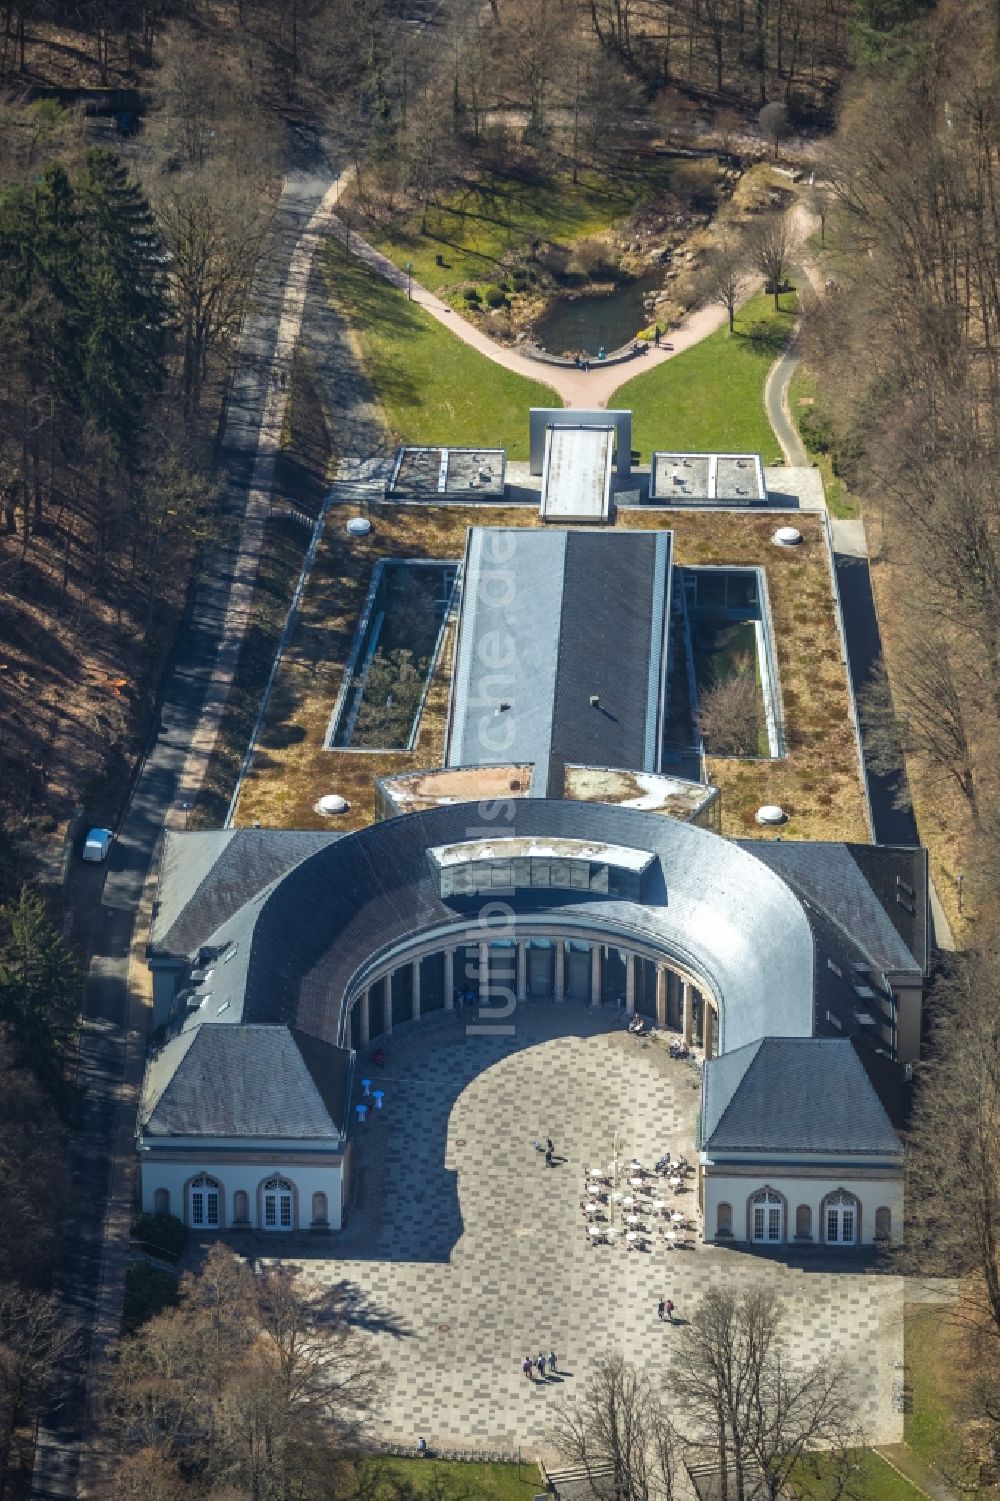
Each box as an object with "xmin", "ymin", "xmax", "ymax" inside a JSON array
[{"xmin": 215, "ymin": 800, "xmax": 817, "ymax": 1055}]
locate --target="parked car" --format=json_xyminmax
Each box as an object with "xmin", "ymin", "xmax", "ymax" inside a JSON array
[{"xmin": 82, "ymin": 828, "xmax": 112, "ymax": 862}]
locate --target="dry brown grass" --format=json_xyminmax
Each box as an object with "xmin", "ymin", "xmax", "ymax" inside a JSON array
[{"xmin": 234, "ymin": 505, "xmax": 869, "ymax": 843}]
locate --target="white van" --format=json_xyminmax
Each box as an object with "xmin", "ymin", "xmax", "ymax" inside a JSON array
[{"xmin": 82, "ymin": 828, "xmax": 112, "ymax": 863}]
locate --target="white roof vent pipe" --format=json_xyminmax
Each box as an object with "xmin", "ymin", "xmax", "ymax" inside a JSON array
[
  {"xmin": 772, "ymin": 526, "xmax": 803, "ymax": 547},
  {"xmin": 756, "ymin": 804, "xmax": 787, "ymax": 825}
]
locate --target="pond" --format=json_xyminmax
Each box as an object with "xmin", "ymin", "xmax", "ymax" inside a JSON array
[{"xmin": 532, "ymin": 267, "xmax": 663, "ymax": 357}]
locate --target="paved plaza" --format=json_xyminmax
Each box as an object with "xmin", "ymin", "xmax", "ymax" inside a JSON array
[{"xmin": 257, "ymin": 1005, "xmax": 904, "ymax": 1459}]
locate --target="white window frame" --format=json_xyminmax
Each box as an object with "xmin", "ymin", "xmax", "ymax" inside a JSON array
[
  {"xmin": 189, "ymin": 1175, "xmax": 221, "ymax": 1229},
  {"xmin": 262, "ymin": 1176, "xmax": 294, "ymax": 1232},
  {"xmin": 825, "ymin": 1193, "xmax": 857, "ymax": 1245},
  {"xmin": 750, "ymin": 1189, "xmax": 784, "ymax": 1244}
]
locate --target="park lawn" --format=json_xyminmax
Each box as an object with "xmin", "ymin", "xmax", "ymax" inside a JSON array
[
  {"xmin": 792, "ymin": 1449, "xmax": 928, "ymax": 1501},
  {"xmin": 788, "ymin": 364, "xmax": 860, "ymax": 520},
  {"xmin": 322, "ymin": 249, "xmax": 560, "ymax": 459},
  {"xmin": 352, "ymin": 1457, "xmax": 540, "ymax": 1500},
  {"xmin": 904, "ymin": 1305, "xmax": 968, "ymax": 1479},
  {"xmin": 370, "ymin": 159, "xmax": 683, "ymax": 294},
  {"xmin": 615, "ymin": 294, "xmax": 796, "ymax": 463}
]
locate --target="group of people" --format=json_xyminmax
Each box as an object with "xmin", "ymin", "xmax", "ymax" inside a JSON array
[
  {"xmin": 627, "ymin": 1015, "xmax": 649, "ymax": 1037},
  {"xmin": 657, "ymin": 1297, "xmax": 676, "ymax": 1324},
  {"xmin": 522, "ymin": 1350, "xmax": 558, "ymax": 1382}
]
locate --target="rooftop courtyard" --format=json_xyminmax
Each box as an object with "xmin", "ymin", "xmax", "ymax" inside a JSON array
[
  {"xmin": 234, "ymin": 503, "xmax": 869, "ymax": 842},
  {"xmin": 218, "ymin": 1007, "xmax": 906, "ymax": 1458}
]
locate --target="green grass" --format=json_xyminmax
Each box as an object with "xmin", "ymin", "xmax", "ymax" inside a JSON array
[
  {"xmin": 353, "ymin": 1456, "xmax": 540, "ymax": 1500},
  {"xmin": 323, "ymin": 249, "xmax": 560, "ymax": 457},
  {"xmin": 370, "ymin": 160, "xmax": 689, "ymax": 295},
  {"xmin": 615, "ymin": 294, "xmax": 796, "ymax": 463},
  {"xmin": 788, "ymin": 364, "xmax": 860, "ymax": 520},
  {"xmin": 904, "ymin": 1306, "xmax": 964, "ymax": 1477},
  {"xmin": 792, "ymin": 1450, "xmax": 928, "ymax": 1501}
]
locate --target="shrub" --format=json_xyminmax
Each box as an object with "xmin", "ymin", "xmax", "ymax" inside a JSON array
[
  {"xmin": 463, "ymin": 286, "xmax": 481, "ymax": 305},
  {"xmin": 124, "ymin": 1261, "xmax": 178, "ymax": 1332},
  {"xmin": 485, "ymin": 288, "xmax": 508, "ymax": 308},
  {"xmin": 132, "ymin": 1212, "xmax": 187, "ymax": 1259}
]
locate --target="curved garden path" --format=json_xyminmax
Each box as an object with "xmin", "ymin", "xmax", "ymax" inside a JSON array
[{"xmin": 334, "ymin": 216, "xmax": 736, "ymax": 409}]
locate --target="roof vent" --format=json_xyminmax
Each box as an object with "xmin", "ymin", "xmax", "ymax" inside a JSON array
[
  {"xmin": 346, "ymin": 516, "xmax": 372, "ymax": 537},
  {"xmin": 772, "ymin": 526, "xmax": 803, "ymax": 547},
  {"xmin": 755, "ymin": 804, "xmax": 786, "ymax": 825},
  {"xmin": 590, "ymin": 694, "xmax": 600, "ymax": 708},
  {"xmin": 317, "ymin": 793, "xmax": 350, "ymax": 815}
]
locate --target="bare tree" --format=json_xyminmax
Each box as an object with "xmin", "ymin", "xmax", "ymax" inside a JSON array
[
  {"xmin": 153, "ymin": 169, "xmax": 273, "ymax": 413},
  {"xmin": 698, "ymin": 655, "xmax": 760, "ymax": 756},
  {"xmin": 903, "ymin": 950, "xmax": 1000, "ymax": 1332},
  {"xmin": 744, "ymin": 213, "xmax": 798, "ymax": 310},
  {"xmin": 0, "ymin": 1286, "xmax": 80, "ymax": 1498},
  {"xmin": 700, "ymin": 233, "xmax": 746, "ymax": 333},
  {"xmin": 859, "ymin": 648, "xmax": 979, "ymax": 822},
  {"xmin": 551, "ymin": 1351, "xmax": 676, "ymax": 1501},
  {"xmin": 105, "ymin": 1245, "xmax": 386, "ymax": 1496},
  {"xmin": 672, "ymin": 1287, "xmax": 857, "ymax": 1501}
]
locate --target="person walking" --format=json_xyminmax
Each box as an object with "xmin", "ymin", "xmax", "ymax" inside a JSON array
[
  {"xmin": 545, "ymin": 1143, "xmax": 553, "ymax": 1167},
  {"xmin": 522, "ymin": 1354, "xmax": 534, "ymax": 1381},
  {"xmin": 657, "ymin": 1297, "xmax": 666, "ymax": 1321},
  {"xmin": 665, "ymin": 1299, "xmax": 675, "ymax": 1324},
  {"xmin": 548, "ymin": 1350, "xmax": 558, "ymax": 1375},
  {"xmin": 537, "ymin": 1352, "xmax": 547, "ymax": 1380}
]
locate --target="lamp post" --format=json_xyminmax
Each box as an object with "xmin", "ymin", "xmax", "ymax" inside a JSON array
[
  {"xmin": 957, "ymin": 870, "xmax": 964, "ymax": 914},
  {"xmin": 405, "ymin": 261, "xmax": 413, "ymax": 300}
]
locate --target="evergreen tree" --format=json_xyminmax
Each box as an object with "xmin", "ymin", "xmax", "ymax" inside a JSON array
[
  {"xmin": 75, "ymin": 149, "xmax": 170, "ymax": 466},
  {"xmin": 0, "ymin": 887, "xmax": 79, "ymax": 1091}
]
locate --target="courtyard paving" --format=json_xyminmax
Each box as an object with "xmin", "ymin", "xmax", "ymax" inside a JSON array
[{"xmin": 258, "ymin": 1004, "xmax": 904, "ymax": 1460}]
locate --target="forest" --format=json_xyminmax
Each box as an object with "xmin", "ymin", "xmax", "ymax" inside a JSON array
[{"xmin": 3, "ymin": 0, "xmax": 1000, "ymax": 1494}]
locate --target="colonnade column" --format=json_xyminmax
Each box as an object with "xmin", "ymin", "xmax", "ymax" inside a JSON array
[
  {"xmin": 384, "ymin": 975, "xmax": 393, "ymax": 1036},
  {"xmin": 625, "ymin": 952, "xmax": 636, "ymax": 1015},
  {"xmin": 590, "ymin": 943, "xmax": 603, "ymax": 1007},
  {"xmin": 444, "ymin": 947, "xmax": 455, "ymax": 1010},
  {"xmin": 656, "ymin": 963, "xmax": 668, "ymax": 1027},
  {"xmin": 359, "ymin": 988, "xmax": 370, "ymax": 1048},
  {"xmin": 516, "ymin": 940, "xmax": 528, "ymax": 1004},
  {"xmin": 554, "ymin": 940, "xmax": 565, "ymax": 1003},
  {"xmin": 704, "ymin": 1004, "xmax": 714, "ymax": 1061},
  {"xmin": 682, "ymin": 981, "xmax": 693, "ymax": 1045},
  {"xmin": 479, "ymin": 940, "xmax": 490, "ymax": 1005},
  {"xmin": 411, "ymin": 958, "xmax": 421, "ymax": 1022}
]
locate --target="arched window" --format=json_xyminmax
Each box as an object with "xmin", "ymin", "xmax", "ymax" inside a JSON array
[
  {"xmin": 750, "ymin": 1189, "xmax": 784, "ymax": 1244},
  {"xmin": 153, "ymin": 1187, "xmax": 170, "ymax": 1216},
  {"xmin": 233, "ymin": 1190, "xmax": 249, "ymax": 1225},
  {"xmin": 823, "ymin": 1190, "xmax": 859, "ymax": 1245},
  {"xmin": 261, "ymin": 1176, "xmax": 294, "ymax": 1231},
  {"xmin": 795, "ymin": 1204, "xmax": 812, "ymax": 1240},
  {"xmin": 716, "ymin": 1201, "xmax": 733, "ymax": 1237},
  {"xmin": 875, "ymin": 1206, "xmax": 891, "ymax": 1241},
  {"xmin": 188, "ymin": 1175, "xmax": 221, "ymax": 1229},
  {"xmin": 311, "ymin": 1191, "xmax": 329, "ymax": 1227}
]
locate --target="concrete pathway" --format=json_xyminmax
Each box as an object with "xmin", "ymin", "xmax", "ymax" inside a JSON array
[{"xmin": 335, "ymin": 220, "xmax": 736, "ymax": 409}]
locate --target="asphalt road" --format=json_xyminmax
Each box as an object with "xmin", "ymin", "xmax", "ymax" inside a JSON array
[{"xmin": 30, "ymin": 139, "xmax": 340, "ymax": 1501}]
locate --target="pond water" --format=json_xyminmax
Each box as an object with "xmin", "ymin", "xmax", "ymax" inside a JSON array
[{"xmin": 532, "ymin": 268, "xmax": 663, "ymax": 357}]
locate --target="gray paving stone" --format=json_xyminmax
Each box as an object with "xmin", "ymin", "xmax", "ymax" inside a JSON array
[{"xmin": 256, "ymin": 1005, "xmax": 904, "ymax": 1459}]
